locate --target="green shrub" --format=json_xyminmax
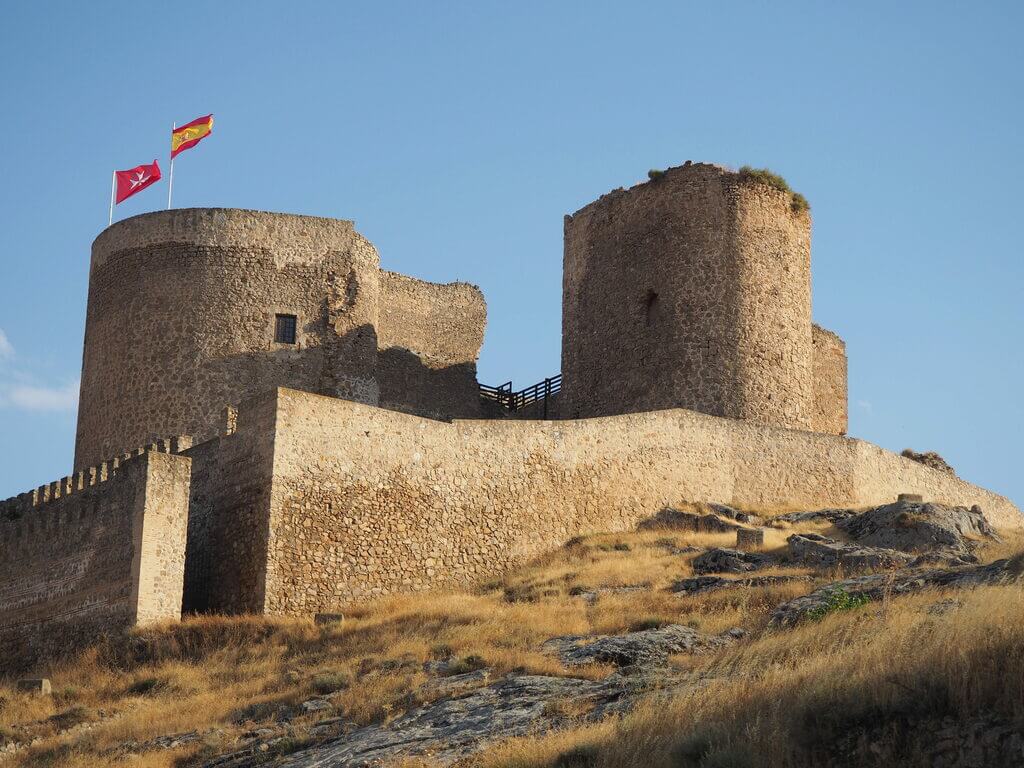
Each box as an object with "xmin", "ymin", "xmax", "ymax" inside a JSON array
[
  {"xmin": 737, "ymin": 166, "xmax": 810, "ymax": 214},
  {"xmin": 648, "ymin": 169, "xmax": 667, "ymax": 181},
  {"xmin": 806, "ymin": 587, "xmax": 871, "ymax": 621},
  {"xmin": 311, "ymin": 670, "xmax": 352, "ymax": 695}
]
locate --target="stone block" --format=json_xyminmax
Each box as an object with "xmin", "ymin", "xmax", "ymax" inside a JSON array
[
  {"xmin": 898, "ymin": 493, "xmax": 924, "ymax": 504},
  {"xmin": 736, "ymin": 528, "xmax": 765, "ymax": 549},
  {"xmin": 16, "ymin": 678, "xmax": 51, "ymax": 695}
]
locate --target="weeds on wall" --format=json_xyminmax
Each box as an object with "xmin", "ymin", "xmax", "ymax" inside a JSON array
[{"xmin": 738, "ymin": 166, "xmax": 810, "ymax": 214}]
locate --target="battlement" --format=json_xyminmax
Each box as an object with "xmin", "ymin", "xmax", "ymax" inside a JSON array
[{"xmin": 0, "ymin": 436, "xmax": 192, "ymax": 524}]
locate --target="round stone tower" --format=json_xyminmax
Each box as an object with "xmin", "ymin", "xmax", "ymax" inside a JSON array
[
  {"xmin": 75, "ymin": 208, "xmax": 383, "ymax": 469},
  {"xmin": 560, "ymin": 162, "xmax": 814, "ymax": 429}
]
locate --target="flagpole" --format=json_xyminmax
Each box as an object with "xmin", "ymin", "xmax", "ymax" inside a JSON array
[
  {"xmin": 167, "ymin": 122, "xmax": 175, "ymax": 209},
  {"xmin": 108, "ymin": 170, "xmax": 116, "ymax": 226}
]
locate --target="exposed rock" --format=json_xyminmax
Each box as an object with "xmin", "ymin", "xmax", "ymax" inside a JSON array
[
  {"xmin": 568, "ymin": 584, "xmax": 648, "ymax": 604},
  {"xmin": 210, "ymin": 675, "xmax": 631, "ymax": 768},
  {"xmin": 770, "ymin": 556, "xmax": 1024, "ymax": 626},
  {"xmin": 772, "ymin": 508, "xmax": 856, "ymax": 525},
  {"xmin": 901, "ymin": 449, "xmax": 956, "ymax": 476},
  {"xmin": 836, "ymin": 500, "xmax": 997, "ymax": 555},
  {"xmin": 691, "ymin": 548, "xmax": 774, "ymax": 574},
  {"xmin": 300, "ymin": 699, "xmax": 332, "ymax": 714},
  {"xmin": 671, "ymin": 574, "xmax": 811, "ymax": 596},
  {"xmin": 735, "ymin": 528, "xmax": 765, "ymax": 549},
  {"xmin": 417, "ymin": 669, "xmax": 490, "ymax": 700},
  {"xmin": 787, "ymin": 533, "xmax": 914, "ymax": 571},
  {"xmin": 544, "ymin": 624, "xmax": 743, "ymax": 667}
]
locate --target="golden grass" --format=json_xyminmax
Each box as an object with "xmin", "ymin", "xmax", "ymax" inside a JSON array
[
  {"xmin": 2, "ymin": 517, "xmax": 1017, "ymax": 768},
  {"xmin": 476, "ymin": 583, "xmax": 1024, "ymax": 768}
]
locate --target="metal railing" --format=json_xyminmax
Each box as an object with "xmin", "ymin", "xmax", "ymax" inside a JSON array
[{"xmin": 480, "ymin": 374, "xmax": 562, "ymax": 417}]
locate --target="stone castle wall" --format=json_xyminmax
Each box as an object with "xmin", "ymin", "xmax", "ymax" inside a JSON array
[
  {"xmin": 201, "ymin": 389, "xmax": 1018, "ymax": 614},
  {"xmin": 75, "ymin": 209, "xmax": 486, "ymax": 469},
  {"xmin": 0, "ymin": 447, "xmax": 191, "ymax": 672},
  {"xmin": 561, "ymin": 163, "xmax": 822, "ymax": 430},
  {"xmin": 377, "ymin": 271, "xmax": 486, "ymax": 420},
  {"xmin": 811, "ymin": 324, "xmax": 848, "ymax": 435}
]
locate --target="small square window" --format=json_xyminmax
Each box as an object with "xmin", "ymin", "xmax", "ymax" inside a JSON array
[{"xmin": 274, "ymin": 314, "xmax": 297, "ymax": 344}]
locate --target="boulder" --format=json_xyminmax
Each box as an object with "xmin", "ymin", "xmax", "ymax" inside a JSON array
[
  {"xmin": 544, "ymin": 624, "xmax": 743, "ymax": 667},
  {"xmin": 787, "ymin": 533, "xmax": 914, "ymax": 571},
  {"xmin": 671, "ymin": 574, "xmax": 811, "ymax": 596},
  {"xmin": 836, "ymin": 500, "xmax": 997, "ymax": 555},
  {"xmin": 691, "ymin": 548, "xmax": 774, "ymax": 574},
  {"xmin": 901, "ymin": 449, "xmax": 956, "ymax": 476}
]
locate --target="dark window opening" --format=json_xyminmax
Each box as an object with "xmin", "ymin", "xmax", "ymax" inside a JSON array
[
  {"xmin": 644, "ymin": 290, "xmax": 659, "ymax": 327},
  {"xmin": 274, "ymin": 314, "xmax": 297, "ymax": 344}
]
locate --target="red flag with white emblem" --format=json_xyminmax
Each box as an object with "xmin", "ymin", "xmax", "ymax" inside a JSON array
[{"xmin": 115, "ymin": 160, "xmax": 161, "ymax": 204}]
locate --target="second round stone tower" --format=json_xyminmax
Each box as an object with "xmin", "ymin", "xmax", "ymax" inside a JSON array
[{"xmin": 561, "ymin": 162, "xmax": 818, "ymax": 430}]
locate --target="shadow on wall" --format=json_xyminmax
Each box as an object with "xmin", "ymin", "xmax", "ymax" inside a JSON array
[{"xmin": 191, "ymin": 322, "xmax": 482, "ymax": 445}]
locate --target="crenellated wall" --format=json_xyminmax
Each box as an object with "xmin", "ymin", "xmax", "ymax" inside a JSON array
[{"xmin": 0, "ymin": 444, "xmax": 191, "ymax": 673}]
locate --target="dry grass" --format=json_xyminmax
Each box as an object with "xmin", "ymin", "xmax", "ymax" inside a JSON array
[
  {"xmin": 475, "ymin": 583, "xmax": 1024, "ymax": 768},
  {"xmin": 2, "ymin": 517, "xmax": 1019, "ymax": 768}
]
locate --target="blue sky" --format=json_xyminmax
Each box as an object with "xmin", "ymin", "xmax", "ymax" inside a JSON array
[{"xmin": 0, "ymin": 2, "xmax": 1021, "ymax": 505}]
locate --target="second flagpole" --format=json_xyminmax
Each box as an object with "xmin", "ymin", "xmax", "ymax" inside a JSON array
[{"xmin": 167, "ymin": 122, "xmax": 175, "ymax": 209}]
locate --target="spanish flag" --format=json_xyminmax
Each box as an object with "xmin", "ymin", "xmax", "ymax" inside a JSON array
[{"xmin": 171, "ymin": 114, "xmax": 213, "ymax": 158}]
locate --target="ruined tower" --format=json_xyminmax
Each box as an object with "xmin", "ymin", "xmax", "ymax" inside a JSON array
[{"xmin": 560, "ymin": 162, "xmax": 846, "ymax": 433}]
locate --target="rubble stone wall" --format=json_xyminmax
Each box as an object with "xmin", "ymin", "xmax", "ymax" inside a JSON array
[
  {"xmin": 257, "ymin": 388, "xmax": 1020, "ymax": 614},
  {"xmin": 561, "ymin": 163, "xmax": 814, "ymax": 429},
  {"xmin": 75, "ymin": 209, "xmax": 486, "ymax": 469},
  {"xmin": 811, "ymin": 324, "xmax": 848, "ymax": 435},
  {"xmin": 376, "ymin": 270, "xmax": 486, "ymax": 419},
  {"xmin": 0, "ymin": 450, "xmax": 190, "ymax": 673}
]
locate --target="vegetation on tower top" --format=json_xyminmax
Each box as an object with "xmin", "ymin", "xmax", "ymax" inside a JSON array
[{"xmin": 738, "ymin": 165, "xmax": 810, "ymax": 214}]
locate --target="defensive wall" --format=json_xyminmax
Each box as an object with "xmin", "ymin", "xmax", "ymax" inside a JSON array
[
  {"xmin": 183, "ymin": 388, "xmax": 1021, "ymax": 615},
  {"xmin": 0, "ymin": 441, "xmax": 192, "ymax": 672},
  {"xmin": 75, "ymin": 209, "xmax": 486, "ymax": 469},
  {"xmin": 561, "ymin": 162, "xmax": 845, "ymax": 434}
]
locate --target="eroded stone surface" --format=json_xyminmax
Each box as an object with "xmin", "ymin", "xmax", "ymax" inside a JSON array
[
  {"xmin": 691, "ymin": 548, "xmax": 774, "ymax": 574},
  {"xmin": 787, "ymin": 533, "xmax": 914, "ymax": 571},
  {"xmin": 836, "ymin": 500, "xmax": 997, "ymax": 555},
  {"xmin": 544, "ymin": 624, "xmax": 743, "ymax": 667},
  {"xmin": 770, "ymin": 557, "xmax": 1024, "ymax": 626}
]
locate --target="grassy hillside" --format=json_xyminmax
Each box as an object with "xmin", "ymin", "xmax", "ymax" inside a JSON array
[{"xmin": 1, "ymin": 507, "xmax": 1021, "ymax": 768}]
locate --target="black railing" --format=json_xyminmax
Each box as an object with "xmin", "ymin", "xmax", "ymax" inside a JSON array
[{"xmin": 480, "ymin": 374, "xmax": 562, "ymax": 417}]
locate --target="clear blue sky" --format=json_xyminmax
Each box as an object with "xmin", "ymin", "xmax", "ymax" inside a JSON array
[{"xmin": 0, "ymin": 2, "xmax": 1021, "ymax": 506}]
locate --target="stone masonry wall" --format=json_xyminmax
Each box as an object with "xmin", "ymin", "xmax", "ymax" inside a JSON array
[
  {"xmin": 376, "ymin": 271, "xmax": 486, "ymax": 419},
  {"xmin": 811, "ymin": 324, "xmax": 848, "ymax": 435},
  {"xmin": 561, "ymin": 163, "xmax": 813, "ymax": 429},
  {"xmin": 182, "ymin": 394, "xmax": 278, "ymax": 615},
  {"xmin": 0, "ymin": 448, "xmax": 191, "ymax": 673},
  {"xmin": 254, "ymin": 389, "xmax": 1019, "ymax": 614},
  {"xmin": 76, "ymin": 209, "xmax": 487, "ymax": 469}
]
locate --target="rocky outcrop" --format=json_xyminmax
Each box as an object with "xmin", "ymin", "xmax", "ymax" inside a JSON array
[
  {"xmin": 836, "ymin": 500, "xmax": 997, "ymax": 556},
  {"xmin": 787, "ymin": 533, "xmax": 914, "ymax": 570},
  {"xmin": 210, "ymin": 675, "xmax": 632, "ymax": 768},
  {"xmin": 691, "ymin": 548, "xmax": 774, "ymax": 574},
  {"xmin": 544, "ymin": 625, "xmax": 744, "ymax": 667},
  {"xmin": 901, "ymin": 449, "xmax": 956, "ymax": 476},
  {"xmin": 671, "ymin": 574, "xmax": 811, "ymax": 596},
  {"xmin": 770, "ymin": 556, "xmax": 1024, "ymax": 626}
]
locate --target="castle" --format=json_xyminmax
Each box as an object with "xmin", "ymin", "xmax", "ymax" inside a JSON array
[{"xmin": 1, "ymin": 162, "xmax": 1018, "ymax": 667}]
